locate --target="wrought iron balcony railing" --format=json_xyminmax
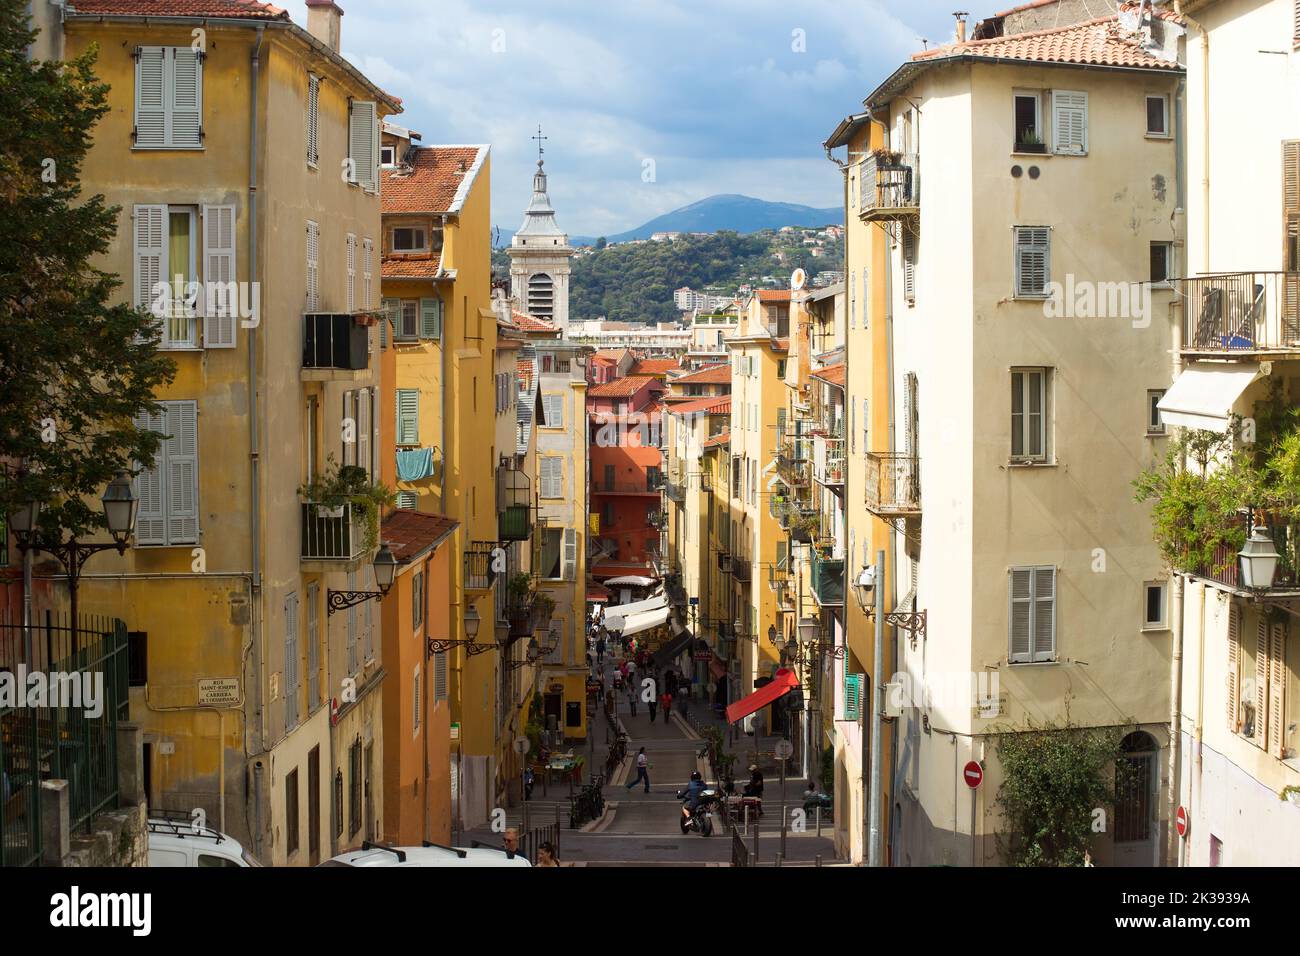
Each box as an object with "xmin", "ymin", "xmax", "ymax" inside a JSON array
[
  {"xmin": 301, "ymin": 502, "xmax": 367, "ymax": 562},
  {"xmin": 859, "ymin": 151, "xmax": 919, "ymax": 220},
  {"xmin": 811, "ymin": 550, "xmax": 844, "ymax": 606},
  {"xmin": 864, "ymin": 452, "xmax": 920, "ymax": 516},
  {"xmin": 1181, "ymin": 271, "xmax": 1300, "ymax": 354}
]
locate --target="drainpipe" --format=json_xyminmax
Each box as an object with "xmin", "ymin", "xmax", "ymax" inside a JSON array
[{"xmin": 1175, "ymin": 2, "xmax": 1210, "ymax": 270}]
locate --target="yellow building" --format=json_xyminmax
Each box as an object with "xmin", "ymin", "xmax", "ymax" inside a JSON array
[{"xmin": 46, "ymin": 0, "xmax": 401, "ymax": 864}]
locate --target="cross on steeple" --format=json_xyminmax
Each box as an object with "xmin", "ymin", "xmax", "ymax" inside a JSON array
[{"xmin": 532, "ymin": 125, "xmax": 548, "ymax": 166}]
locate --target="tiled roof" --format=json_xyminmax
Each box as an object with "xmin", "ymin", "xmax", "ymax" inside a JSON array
[
  {"xmin": 512, "ymin": 311, "xmax": 556, "ymax": 333},
  {"xmin": 630, "ymin": 359, "xmax": 680, "ymax": 376},
  {"xmin": 593, "ymin": 348, "xmax": 633, "ymax": 363},
  {"xmin": 757, "ymin": 289, "xmax": 791, "ymax": 302},
  {"xmin": 380, "ymin": 509, "xmax": 459, "ymax": 564},
  {"xmin": 810, "ymin": 363, "xmax": 846, "ymax": 387},
  {"xmin": 516, "ymin": 359, "xmax": 535, "ymax": 391},
  {"xmin": 588, "ymin": 376, "xmax": 657, "ymax": 399},
  {"xmin": 912, "ymin": 14, "xmax": 1182, "ymax": 70},
  {"xmin": 703, "ymin": 431, "xmax": 731, "ymax": 449},
  {"xmin": 667, "ymin": 396, "xmax": 731, "ymax": 417},
  {"xmin": 381, "ymin": 257, "xmax": 444, "ymax": 279},
  {"xmin": 670, "ymin": 365, "xmax": 730, "ymax": 385},
  {"xmin": 68, "ymin": 0, "xmax": 289, "ymax": 17},
  {"xmin": 772, "ymin": 338, "xmax": 790, "ymax": 352},
  {"xmin": 382, "ymin": 146, "xmax": 486, "ymax": 215}
]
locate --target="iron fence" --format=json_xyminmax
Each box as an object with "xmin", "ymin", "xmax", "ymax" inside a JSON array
[
  {"xmin": 1, "ymin": 612, "xmax": 129, "ymax": 867},
  {"xmin": 520, "ymin": 820, "xmax": 560, "ymax": 865}
]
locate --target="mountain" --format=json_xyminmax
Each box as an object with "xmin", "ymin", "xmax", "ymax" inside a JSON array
[{"xmin": 493, "ymin": 193, "xmax": 842, "ymax": 248}]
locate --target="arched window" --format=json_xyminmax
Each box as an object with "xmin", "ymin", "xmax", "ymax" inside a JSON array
[
  {"xmin": 1115, "ymin": 731, "xmax": 1158, "ymax": 844},
  {"xmin": 528, "ymin": 273, "xmax": 554, "ymax": 319}
]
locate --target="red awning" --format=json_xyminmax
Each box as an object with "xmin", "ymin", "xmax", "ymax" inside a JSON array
[
  {"xmin": 725, "ymin": 668, "xmax": 798, "ymax": 725},
  {"xmin": 707, "ymin": 658, "xmax": 727, "ymax": 681}
]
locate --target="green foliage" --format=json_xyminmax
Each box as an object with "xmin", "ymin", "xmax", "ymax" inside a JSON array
[
  {"xmin": 0, "ymin": 9, "xmax": 176, "ymax": 539},
  {"xmin": 701, "ymin": 725, "xmax": 736, "ymax": 782},
  {"xmin": 298, "ymin": 455, "xmax": 396, "ymax": 552},
  {"xmin": 993, "ymin": 718, "xmax": 1134, "ymax": 867}
]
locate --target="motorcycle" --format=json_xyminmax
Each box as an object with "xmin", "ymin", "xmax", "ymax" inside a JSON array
[
  {"xmin": 802, "ymin": 791, "xmax": 832, "ymax": 814},
  {"xmin": 675, "ymin": 787, "xmax": 720, "ymax": 836}
]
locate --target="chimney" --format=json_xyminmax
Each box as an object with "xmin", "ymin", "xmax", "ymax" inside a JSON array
[
  {"xmin": 953, "ymin": 11, "xmax": 968, "ymax": 43},
  {"xmin": 305, "ymin": 0, "xmax": 343, "ymax": 53}
]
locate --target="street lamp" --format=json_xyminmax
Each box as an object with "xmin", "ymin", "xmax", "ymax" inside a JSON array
[
  {"xmin": 798, "ymin": 615, "xmax": 819, "ymax": 643},
  {"xmin": 1239, "ymin": 523, "xmax": 1280, "ymax": 592},
  {"xmin": 327, "ymin": 544, "xmax": 398, "ymax": 615},
  {"xmin": 101, "ymin": 471, "xmax": 138, "ymax": 547},
  {"xmin": 851, "ymin": 566, "xmax": 876, "ymax": 613},
  {"xmin": 6, "ymin": 497, "xmax": 41, "ymax": 539}
]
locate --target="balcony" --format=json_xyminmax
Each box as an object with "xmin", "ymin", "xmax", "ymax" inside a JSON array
[
  {"xmin": 1186, "ymin": 511, "xmax": 1300, "ymax": 592},
  {"xmin": 591, "ymin": 479, "xmax": 662, "ymax": 496},
  {"xmin": 301, "ymin": 502, "xmax": 367, "ymax": 569},
  {"xmin": 864, "ymin": 452, "xmax": 920, "ymax": 516},
  {"xmin": 664, "ymin": 481, "xmax": 686, "ymax": 504},
  {"xmin": 302, "ymin": 312, "xmax": 371, "ymax": 381},
  {"xmin": 498, "ymin": 504, "xmax": 533, "ymax": 542},
  {"xmin": 813, "ymin": 433, "xmax": 846, "ymax": 490},
  {"xmin": 859, "ymin": 151, "xmax": 919, "ymax": 221},
  {"xmin": 811, "ymin": 550, "xmax": 845, "ymax": 606},
  {"xmin": 464, "ymin": 541, "xmax": 498, "ymax": 592},
  {"xmin": 731, "ymin": 558, "xmax": 752, "ymax": 584},
  {"xmin": 1180, "ymin": 272, "xmax": 1300, "ymax": 356}
]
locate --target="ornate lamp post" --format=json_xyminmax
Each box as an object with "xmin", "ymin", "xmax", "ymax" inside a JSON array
[
  {"xmin": 327, "ymin": 544, "xmax": 398, "ymax": 615},
  {"xmin": 1239, "ymin": 518, "xmax": 1280, "ymax": 593}
]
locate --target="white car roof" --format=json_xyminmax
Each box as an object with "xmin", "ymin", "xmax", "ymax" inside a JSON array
[
  {"xmin": 323, "ymin": 845, "xmax": 532, "ymax": 868},
  {"xmin": 146, "ymin": 819, "xmax": 248, "ymax": 854}
]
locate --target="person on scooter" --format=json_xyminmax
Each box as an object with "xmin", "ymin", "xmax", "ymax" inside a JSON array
[
  {"xmin": 742, "ymin": 764, "xmax": 764, "ymax": 798},
  {"xmin": 683, "ymin": 770, "xmax": 706, "ymax": 813}
]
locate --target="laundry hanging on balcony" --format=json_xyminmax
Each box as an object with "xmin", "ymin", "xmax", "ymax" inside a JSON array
[{"xmin": 396, "ymin": 447, "xmax": 436, "ymax": 481}]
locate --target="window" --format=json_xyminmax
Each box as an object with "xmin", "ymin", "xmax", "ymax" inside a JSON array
[
  {"xmin": 285, "ymin": 768, "xmax": 299, "ymax": 857},
  {"xmin": 902, "ymin": 230, "xmax": 917, "ymax": 303},
  {"xmin": 1145, "ymin": 94, "xmax": 1169, "ymax": 137},
  {"xmin": 392, "ymin": 227, "xmax": 428, "ymax": 253},
  {"xmin": 345, "ymin": 234, "xmax": 356, "ymax": 313},
  {"xmin": 362, "ymin": 238, "xmax": 374, "ymax": 312},
  {"xmin": 381, "ymin": 144, "xmax": 396, "ymax": 167},
  {"xmin": 1009, "ymin": 566, "xmax": 1056, "ymax": 663},
  {"xmin": 433, "ymin": 651, "xmax": 448, "ymax": 702},
  {"xmin": 777, "ymin": 359, "xmax": 787, "ymax": 378},
  {"xmin": 843, "ymin": 671, "xmax": 863, "ymax": 721},
  {"xmin": 1285, "ymin": 142, "xmax": 1299, "ymax": 275},
  {"xmin": 348, "ymin": 100, "xmax": 379, "ymax": 191},
  {"xmin": 1051, "ymin": 90, "xmax": 1088, "ymax": 155},
  {"xmin": 133, "ymin": 401, "xmax": 199, "ymax": 546},
  {"xmin": 396, "ymin": 300, "xmax": 418, "ymax": 341},
  {"xmin": 284, "ymin": 593, "xmax": 300, "ymax": 731},
  {"xmin": 305, "ymin": 220, "xmax": 320, "ymax": 312},
  {"xmin": 528, "ymin": 273, "xmax": 555, "ymax": 318},
  {"xmin": 306, "ymin": 583, "xmax": 320, "ymax": 712},
  {"xmin": 1013, "ymin": 226, "xmax": 1051, "ymax": 297},
  {"xmin": 306, "ymin": 75, "xmax": 320, "ymax": 165},
  {"xmin": 333, "ymin": 770, "xmax": 343, "ymax": 839},
  {"xmin": 348, "ymin": 739, "xmax": 362, "ymax": 836},
  {"xmin": 1228, "ymin": 607, "xmax": 1291, "ymax": 755},
  {"xmin": 419, "ymin": 297, "xmax": 443, "ymax": 339},
  {"xmin": 397, "ymin": 491, "xmax": 417, "ymax": 509},
  {"xmin": 1150, "ymin": 242, "xmax": 1173, "ymax": 284},
  {"xmin": 542, "ymin": 394, "xmax": 564, "ymax": 428},
  {"xmin": 540, "ymin": 457, "xmax": 563, "ymax": 498},
  {"xmin": 412, "ymin": 571, "xmax": 424, "ymax": 630},
  {"xmin": 413, "ymin": 666, "xmax": 421, "ymax": 733},
  {"xmin": 134, "ymin": 47, "xmax": 203, "ymax": 149},
  {"xmin": 1147, "ymin": 389, "xmax": 1166, "ymax": 435},
  {"xmin": 541, "ymin": 528, "xmax": 564, "ymax": 579},
  {"xmin": 1010, "ymin": 368, "xmax": 1050, "ymax": 462},
  {"xmin": 128, "ymin": 631, "xmax": 147, "ymax": 687},
  {"xmin": 1013, "ymin": 91, "xmax": 1042, "ymax": 150},
  {"xmin": 646, "ymin": 465, "xmax": 661, "ymax": 491},
  {"xmin": 396, "ymin": 389, "xmax": 419, "ymax": 446},
  {"xmin": 1143, "ymin": 581, "xmax": 1168, "ymax": 630},
  {"xmin": 133, "ymin": 205, "xmax": 200, "ymax": 348}
]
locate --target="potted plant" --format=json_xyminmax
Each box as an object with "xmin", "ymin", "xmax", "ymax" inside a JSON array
[
  {"xmin": 298, "ymin": 455, "xmax": 395, "ymax": 552},
  {"xmin": 791, "ymin": 513, "xmax": 819, "ymax": 544},
  {"xmin": 1017, "ymin": 129, "xmax": 1046, "ymax": 153}
]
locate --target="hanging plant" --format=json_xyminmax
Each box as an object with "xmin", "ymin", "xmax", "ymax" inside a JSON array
[{"xmin": 298, "ymin": 454, "xmax": 396, "ymax": 552}]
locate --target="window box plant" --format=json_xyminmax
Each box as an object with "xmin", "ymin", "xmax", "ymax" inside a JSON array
[
  {"xmin": 298, "ymin": 455, "xmax": 395, "ymax": 552},
  {"xmin": 1016, "ymin": 130, "xmax": 1047, "ymax": 154}
]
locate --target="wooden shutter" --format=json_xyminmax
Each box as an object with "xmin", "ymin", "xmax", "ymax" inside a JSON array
[
  {"xmin": 357, "ymin": 389, "xmax": 371, "ymax": 481},
  {"xmin": 346, "ymin": 234, "xmax": 356, "ymax": 313},
  {"xmin": 434, "ymin": 651, "xmax": 448, "ymax": 701},
  {"xmin": 349, "ymin": 100, "xmax": 378, "ymax": 190},
  {"xmin": 1051, "ymin": 90, "xmax": 1087, "ymax": 155},
  {"xmin": 1009, "ymin": 568, "xmax": 1033, "ymax": 663},
  {"xmin": 413, "ymin": 666, "xmax": 421, "ymax": 730},
  {"xmin": 902, "ymin": 230, "xmax": 916, "ymax": 302},
  {"xmin": 1256, "ymin": 616, "xmax": 1271, "ymax": 746},
  {"xmin": 562, "ymin": 527, "xmax": 578, "ymax": 581},
  {"xmin": 1015, "ymin": 226, "xmax": 1050, "ymax": 296},
  {"xmin": 844, "ymin": 671, "xmax": 861, "ymax": 721},
  {"xmin": 165, "ymin": 401, "xmax": 199, "ymax": 544},
  {"xmin": 1285, "ymin": 143, "xmax": 1299, "ymax": 333},
  {"xmin": 419, "ymin": 297, "xmax": 443, "ymax": 339},
  {"xmin": 1226, "ymin": 603, "xmax": 1241, "ymax": 732},
  {"xmin": 306, "ymin": 75, "xmax": 320, "ymax": 165},
  {"xmin": 1033, "ymin": 567, "xmax": 1056, "ymax": 661},
  {"xmin": 134, "ymin": 204, "xmax": 168, "ymax": 313},
  {"xmin": 285, "ymin": 592, "xmax": 299, "ymax": 729},
  {"xmin": 169, "ymin": 48, "xmax": 203, "ymax": 148},
  {"xmin": 134, "ymin": 47, "xmax": 166, "ymax": 147},
  {"xmin": 362, "ymin": 238, "xmax": 373, "ymax": 310},
  {"xmin": 202, "ymin": 204, "xmax": 237, "ymax": 348},
  {"xmin": 397, "ymin": 389, "xmax": 419, "ymax": 445},
  {"xmin": 1269, "ymin": 619, "xmax": 1287, "ymax": 757},
  {"xmin": 133, "ymin": 409, "xmax": 167, "ymax": 545},
  {"xmin": 306, "ymin": 221, "xmax": 319, "ymax": 311}
]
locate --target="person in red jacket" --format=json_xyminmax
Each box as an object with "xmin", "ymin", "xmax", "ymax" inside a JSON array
[{"xmin": 660, "ymin": 690, "xmax": 673, "ymax": 721}]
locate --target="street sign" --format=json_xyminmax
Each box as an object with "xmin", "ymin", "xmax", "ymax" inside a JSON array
[
  {"xmin": 693, "ymin": 651, "xmax": 713, "ymax": 663},
  {"xmin": 197, "ymin": 678, "xmax": 239, "ymax": 706},
  {"xmin": 774, "ymin": 739, "xmax": 794, "ymax": 760},
  {"xmin": 513, "ymin": 737, "xmax": 530, "ymax": 754},
  {"xmin": 450, "ymin": 722, "xmax": 460, "ymax": 741},
  {"xmin": 962, "ymin": 760, "xmax": 983, "ymax": 789},
  {"xmin": 689, "ymin": 597, "xmax": 698, "ymax": 605},
  {"xmin": 1176, "ymin": 805, "xmax": 1189, "ymax": 838}
]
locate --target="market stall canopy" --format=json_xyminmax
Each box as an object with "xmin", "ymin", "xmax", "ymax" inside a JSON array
[
  {"xmin": 611, "ymin": 606, "xmax": 670, "ymax": 638},
  {"xmin": 1157, "ymin": 362, "xmax": 1262, "ymax": 433},
  {"xmin": 652, "ymin": 629, "xmax": 694, "ymax": 669},
  {"xmin": 603, "ymin": 575, "xmax": 658, "ymax": 587},
  {"xmin": 601, "ymin": 593, "xmax": 667, "ymax": 629},
  {"xmin": 725, "ymin": 668, "xmax": 799, "ymax": 725}
]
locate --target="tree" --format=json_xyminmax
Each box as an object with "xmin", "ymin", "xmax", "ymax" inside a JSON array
[{"xmin": 0, "ymin": 7, "xmax": 175, "ymax": 541}]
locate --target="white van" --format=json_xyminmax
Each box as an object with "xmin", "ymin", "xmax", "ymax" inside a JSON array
[
  {"xmin": 147, "ymin": 817, "xmax": 260, "ymax": 868},
  {"xmin": 322, "ymin": 841, "xmax": 532, "ymax": 868}
]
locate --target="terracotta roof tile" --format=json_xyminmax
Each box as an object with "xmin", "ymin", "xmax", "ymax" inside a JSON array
[
  {"xmin": 703, "ymin": 431, "xmax": 731, "ymax": 449},
  {"xmin": 913, "ymin": 14, "xmax": 1181, "ymax": 70},
  {"xmin": 670, "ymin": 365, "xmax": 730, "ymax": 385},
  {"xmin": 512, "ymin": 310, "xmax": 555, "ymax": 333},
  {"xmin": 68, "ymin": 0, "xmax": 289, "ymax": 17},
  {"xmin": 757, "ymin": 289, "xmax": 792, "ymax": 302},
  {"xmin": 381, "ymin": 146, "xmax": 485, "ymax": 215},
  {"xmin": 667, "ymin": 396, "xmax": 731, "ymax": 417},
  {"xmin": 810, "ymin": 363, "xmax": 846, "ymax": 387},
  {"xmin": 593, "ymin": 349, "xmax": 633, "ymax": 362},
  {"xmin": 588, "ymin": 376, "xmax": 657, "ymax": 399},
  {"xmin": 381, "ymin": 257, "xmax": 443, "ymax": 279},
  {"xmin": 380, "ymin": 509, "xmax": 459, "ymax": 564},
  {"xmin": 630, "ymin": 359, "xmax": 680, "ymax": 376}
]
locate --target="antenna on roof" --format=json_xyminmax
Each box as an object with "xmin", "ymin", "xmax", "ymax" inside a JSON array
[{"xmin": 916, "ymin": 36, "xmax": 929, "ymax": 50}]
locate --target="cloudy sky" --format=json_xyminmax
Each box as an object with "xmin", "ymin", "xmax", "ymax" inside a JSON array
[{"xmin": 282, "ymin": 0, "xmax": 969, "ymax": 237}]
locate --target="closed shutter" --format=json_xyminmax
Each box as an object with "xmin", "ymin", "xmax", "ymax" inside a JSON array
[
  {"xmin": 346, "ymin": 234, "xmax": 356, "ymax": 313},
  {"xmin": 165, "ymin": 401, "xmax": 199, "ymax": 544},
  {"xmin": 849, "ymin": 272, "xmax": 856, "ymax": 329},
  {"xmin": 397, "ymin": 389, "xmax": 419, "ymax": 446},
  {"xmin": 348, "ymin": 100, "xmax": 378, "ymax": 190},
  {"xmin": 1033, "ymin": 567, "xmax": 1056, "ymax": 661},
  {"xmin": 902, "ymin": 230, "xmax": 916, "ymax": 302},
  {"xmin": 419, "ymin": 297, "xmax": 443, "ymax": 339},
  {"xmin": 357, "ymin": 389, "xmax": 371, "ymax": 481},
  {"xmin": 413, "ymin": 666, "xmax": 421, "ymax": 731},
  {"xmin": 306, "ymin": 75, "xmax": 320, "ymax": 165},
  {"xmin": 134, "ymin": 47, "xmax": 166, "ymax": 147},
  {"xmin": 202, "ymin": 204, "xmax": 237, "ymax": 347},
  {"xmin": 1051, "ymin": 90, "xmax": 1087, "ymax": 155},
  {"xmin": 1269, "ymin": 619, "xmax": 1287, "ymax": 756},
  {"xmin": 285, "ymin": 593, "xmax": 299, "ymax": 730},
  {"xmin": 1014, "ymin": 226, "xmax": 1050, "ymax": 296},
  {"xmin": 169, "ymin": 48, "xmax": 203, "ymax": 148},
  {"xmin": 562, "ymin": 527, "xmax": 578, "ymax": 581},
  {"xmin": 133, "ymin": 409, "xmax": 167, "ymax": 546},
  {"xmin": 1227, "ymin": 604, "xmax": 1241, "ymax": 732},
  {"xmin": 306, "ymin": 221, "xmax": 320, "ymax": 311},
  {"xmin": 543, "ymin": 394, "xmax": 563, "ymax": 428},
  {"xmin": 342, "ymin": 391, "xmax": 355, "ymax": 466},
  {"xmin": 362, "ymin": 238, "xmax": 373, "ymax": 310},
  {"xmin": 903, "ymin": 372, "xmax": 918, "ymax": 458},
  {"xmin": 541, "ymin": 458, "xmax": 561, "ymax": 498},
  {"xmin": 1009, "ymin": 568, "xmax": 1033, "ymax": 663},
  {"xmin": 134, "ymin": 204, "xmax": 168, "ymax": 313},
  {"xmin": 844, "ymin": 671, "xmax": 861, "ymax": 721},
  {"xmin": 433, "ymin": 651, "xmax": 448, "ymax": 702},
  {"xmin": 1285, "ymin": 143, "xmax": 1299, "ymax": 334},
  {"xmin": 1256, "ymin": 616, "xmax": 1271, "ymax": 746},
  {"xmin": 371, "ymin": 387, "xmax": 380, "ymax": 480}
]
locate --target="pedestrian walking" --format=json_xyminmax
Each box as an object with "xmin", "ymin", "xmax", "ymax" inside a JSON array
[
  {"xmin": 627, "ymin": 682, "xmax": 637, "ymax": 717},
  {"xmin": 660, "ymin": 690, "xmax": 673, "ymax": 721},
  {"xmin": 596, "ymin": 636, "xmax": 606, "ymax": 665},
  {"xmin": 648, "ymin": 697, "xmax": 658, "ymax": 722},
  {"xmin": 537, "ymin": 841, "xmax": 560, "ymax": 867},
  {"xmin": 625, "ymin": 747, "xmax": 650, "ymax": 793},
  {"xmin": 665, "ymin": 670, "xmax": 677, "ymax": 696},
  {"xmin": 677, "ymin": 683, "xmax": 688, "ymax": 715}
]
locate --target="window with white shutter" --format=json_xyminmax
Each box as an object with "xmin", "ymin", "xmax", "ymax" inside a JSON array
[
  {"xmin": 348, "ymin": 100, "xmax": 379, "ymax": 191},
  {"xmin": 346, "ymin": 234, "xmax": 356, "ymax": 313},
  {"xmin": 306, "ymin": 221, "xmax": 320, "ymax": 312},
  {"xmin": 902, "ymin": 229, "xmax": 917, "ymax": 304},
  {"xmin": 285, "ymin": 592, "xmax": 300, "ymax": 731},
  {"xmin": 397, "ymin": 491, "xmax": 417, "ymax": 509},
  {"xmin": 202, "ymin": 204, "xmax": 237, "ymax": 348},
  {"xmin": 133, "ymin": 204, "xmax": 167, "ymax": 314},
  {"xmin": 342, "ymin": 391, "xmax": 355, "ymax": 467},
  {"xmin": 134, "ymin": 47, "xmax": 203, "ymax": 149},
  {"xmin": 362, "ymin": 238, "xmax": 373, "ymax": 310},
  {"xmin": 396, "ymin": 389, "xmax": 419, "ymax": 446},
  {"xmin": 562, "ymin": 527, "xmax": 578, "ymax": 581},
  {"xmin": 542, "ymin": 394, "xmax": 563, "ymax": 428},
  {"xmin": 1051, "ymin": 90, "xmax": 1088, "ymax": 155},
  {"xmin": 357, "ymin": 389, "xmax": 371, "ymax": 480},
  {"xmin": 133, "ymin": 401, "xmax": 200, "ymax": 547},
  {"xmin": 1014, "ymin": 226, "xmax": 1051, "ymax": 297},
  {"xmin": 306, "ymin": 75, "xmax": 320, "ymax": 166},
  {"xmin": 541, "ymin": 458, "xmax": 562, "ymax": 499},
  {"xmin": 1008, "ymin": 566, "xmax": 1056, "ymax": 663},
  {"xmin": 135, "ymin": 206, "xmax": 201, "ymax": 348},
  {"xmin": 433, "ymin": 651, "xmax": 448, "ymax": 702}
]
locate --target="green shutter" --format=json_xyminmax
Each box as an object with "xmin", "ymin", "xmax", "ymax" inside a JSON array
[
  {"xmin": 844, "ymin": 671, "xmax": 861, "ymax": 721},
  {"xmin": 397, "ymin": 389, "xmax": 419, "ymax": 446},
  {"xmin": 420, "ymin": 297, "xmax": 443, "ymax": 339}
]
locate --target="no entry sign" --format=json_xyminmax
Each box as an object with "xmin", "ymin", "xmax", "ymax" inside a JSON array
[
  {"xmin": 1176, "ymin": 805, "xmax": 1189, "ymax": 838},
  {"xmin": 963, "ymin": 760, "xmax": 983, "ymax": 789}
]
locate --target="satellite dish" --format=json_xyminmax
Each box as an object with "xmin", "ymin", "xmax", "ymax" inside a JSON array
[{"xmin": 791, "ymin": 268, "xmax": 807, "ymax": 291}]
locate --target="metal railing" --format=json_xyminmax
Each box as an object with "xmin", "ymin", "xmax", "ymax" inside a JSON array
[
  {"xmin": 864, "ymin": 452, "xmax": 920, "ymax": 515},
  {"xmin": 1, "ymin": 613, "xmax": 128, "ymax": 867},
  {"xmin": 1186, "ymin": 511, "xmax": 1299, "ymax": 590},
  {"xmin": 301, "ymin": 502, "xmax": 367, "ymax": 561},
  {"xmin": 464, "ymin": 541, "xmax": 498, "ymax": 591},
  {"xmin": 730, "ymin": 823, "xmax": 752, "ymax": 867},
  {"xmin": 860, "ymin": 151, "xmax": 919, "ymax": 217},
  {"xmin": 664, "ymin": 481, "xmax": 686, "ymax": 504},
  {"xmin": 1181, "ymin": 272, "xmax": 1300, "ymax": 353},
  {"xmin": 520, "ymin": 819, "xmax": 560, "ymax": 865},
  {"xmin": 811, "ymin": 551, "xmax": 844, "ymax": 606}
]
